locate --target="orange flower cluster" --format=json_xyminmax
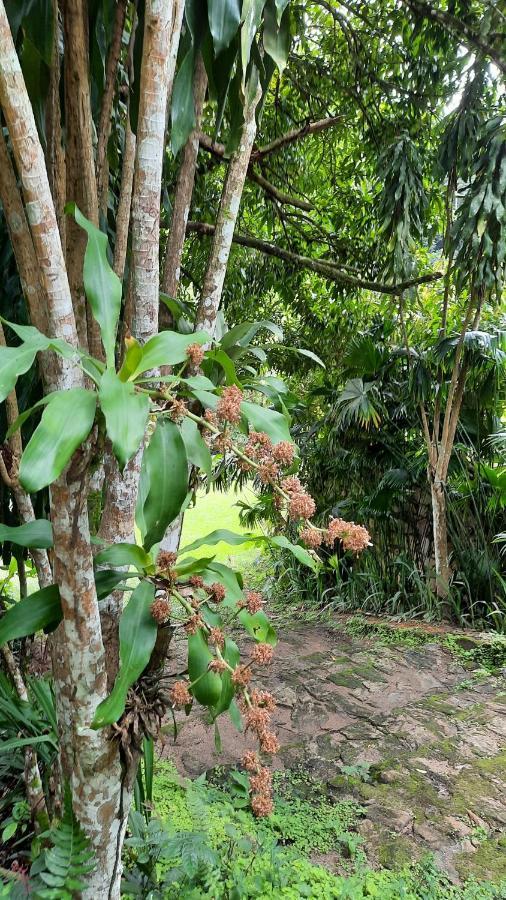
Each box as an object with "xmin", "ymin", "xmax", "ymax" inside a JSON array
[
  {"xmin": 168, "ymin": 398, "xmax": 188, "ymax": 422},
  {"xmin": 242, "ymin": 752, "xmax": 274, "ymax": 817},
  {"xmin": 169, "ymin": 680, "xmax": 191, "ymax": 707},
  {"xmin": 184, "ymin": 613, "xmax": 204, "ymax": 635},
  {"xmin": 242, "ymin": 590, "xmax": 264, "ymax": 614},
  {"xmin": 217, "ymin": 385, "xmax": 243, "ymax": 424},
  {"xmin": 209, "ymin": 627, "xmax": 225, "ymax": 648},
  {"xmin": 299, "ymin": 527, "xmax": 322, "ymax": 549},
  {"xmin": 251, "ymin": 643, "xmax": 274, "ymax": 665},
  {"xmin": 231, "ymin": 664, "xmax": 252, "ymax": 687},
  {"xmin": 150, "ymin": 596, "xmax": 171, "ymax": 624},
  {"xmin": 157, "ymin": 551, "xmax": 177, "ymax": 571},
  {"xmin": 206, "ymin": 582, "xmax": 226, "ymax": 603},
  {"xmin": 324, "ymin": 517, "xmax": 371, "ymax": 553},
  {"xmin": 186, "ymin": 342, "xmax": 205, "ymax": 367},
  {"xmin": 208, "ymin": 658, "xmax": 227, "ymax": 673}
]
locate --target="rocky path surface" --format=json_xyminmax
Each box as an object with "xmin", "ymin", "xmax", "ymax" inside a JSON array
[{"xmin": 164, "ymin": 624, "xmax": 506, "ymax": 884}]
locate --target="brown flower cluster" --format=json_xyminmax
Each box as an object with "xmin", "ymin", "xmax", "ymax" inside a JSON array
[
  {"xmin": 209, "ymin": 627, "xmax": 225, "ymax": 649},
  {"xmin": 169, "ymin": 680, "xmax": 191, "ymax": 707},
  {"xmin": 241, "ymin": 697, "xmax": 279, "ymax": 816},
  {"xmin": 157, "ymin": 551, "xmax": 177, "ymax": 571},
  {"xmin": 251, "ymin": 643, "xmax": 274, "ymax": 665},
  {"xmin": 299, "ymin": 527, "xmax": 322, "ymax": 549},
  {"xmin": 150, "ymin": 596, "xmax": 171, "ymax": 624},
  {"xmin": 208, "ymin": 658, "xmax": 227, "ymax": 673},
  {"xmin": 251, "ymin": 794, "xmax": 274, "ymax": 817},
  {"xmin": 244, "ymin": 590, "xmax": 263, "ymax": 614},
  {"xmin": 232, "ymin": 664, "xmax": 252, "ymax": 687},
  {"xmin": 186, "ymin": 342, "xmax": 205, "ymax": 367},
  {"xmin": 250, "ymin": 689, "xmax": 277, "ymax": 712},
  {"xmin": 288, "ymin": 492, "xmax": 316, "ymax": 520},
  {"xmin": 190, "ymin": 575, "xmax": 204, "ymax": 589},
  {"xmin": 184, "ymin": 613, "xmax": 204, "ymax": 635},
  {"xmin": 272, "ymin": 441, "xmax": 295, "ymax": 466},
  {"xmin": 324, "ymin": 517, "xmax": 371, "ymax": 553},
  {"xmin": 217, "ymin": 385, "xmax": 243, "ymax": 424},
  {"xmin": 168, "ymin": 398, "xmax": 188, "ymax": 422},
  {"xmin": 206, "ymin": 582, "xmax": 226, "ymax": 603}
]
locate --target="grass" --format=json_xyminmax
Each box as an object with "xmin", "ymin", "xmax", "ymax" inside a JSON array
[{"xmin": 179, "ymin": 486, "xmax": 263, "ymax": 570}]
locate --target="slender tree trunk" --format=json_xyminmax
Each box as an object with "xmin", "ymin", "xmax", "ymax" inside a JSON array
[
  {"xmin": 45, "ymin": 0, "xmax": 66, "ymax": 251},
  {"xmin": 430, "ymin": 475, "xmax": 451, "ymax": 602},
  {"xmin": 113, "ymin": 120, "xmax": 136, "ymax": 280},
  {"xmin": 96, "ymin": 0, "xmax": 128, "ymax": 218},
  {"xmin": 162, "ymin": 53, "xmax": 207, "ymax": 300},
  {"xmin": 194, "ymin": 80, "xmax": 262, "ymax": 338},
  {"xmin": 0, "ymin": 10, "xmax": 125, "ymax": 895}
]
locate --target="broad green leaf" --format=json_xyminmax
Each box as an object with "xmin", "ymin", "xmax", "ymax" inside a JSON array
[
  {"xmin": 99, "ymin": 369, "xmax": 149, "ymax": 469},
  {"xmin": 0, "ymin": 343, "xmax": 40, "ymax": 403},
  {"xmin": 66, "ymin": 203, "xmax": 122, "ymax": 367},
  {"xmin": 203, "ymin": 561, "xmax": 244, "ymax": 604},
  {"xmin": 269, "ymin": 535, "xmax": 319, "ymax": 571},
  {"xmin": 94, "ymin": 569, "xmax": 138, "ymax": 600},
  {"xmin": 0, "ymin": 586, "xmax": 61, "ymax": 647},
  {"xmin": 180, "ymin": 528, "xmax": 258, "ymax": 554},
  {"xmin": 174, "ymin": 556, "xmax": 216, "ymax": 576},
  {"xmin": 6, "ymin": 393, "xmax": 57, "ymax": 439},
  {"xmin": 220, "ymin": 319, "xmax": 283, "ymax": 351},
  {"xmin": 190, "ymin": 389, "xmax": 219, "ymax": 409},
  {"xmin": 180, "ymin": 417, "xmax": 212, "ymax": 477},
  {"xmin": 94, "ymin": 543, "xmax": 153, "ymax": 571},
  {"xmin": 117, "ymin": 337, "xmax": 143, "ymax": 382},
  {"xmin": 92, "ymin": 581, "xmax": 157, "ymax": 728},
  {"xmin": 136, "ymin": 419, "xmax": 188, "ymax": 550},
  {"xmin": 241, "ymin": 0, "xmax": 266, "ymax": 79},
  {"xmin": 263, "ymin": 0, "xmax": 290, "ymax": 73},
  {"xmin": 278, "ymin": 346, "xmax": 325, "ymax": 368},
  {"xmin": 241, "ymin": 400, "xmax": 292, "ymax": 443},
  {"xmin": 19, "ymin": 389, "xmax": 97, "ymax": 492},
  {"xmin": 0, "ymin": 520, "xmax": 53, "ymax": 549},
  {"xmin": 274, "ymin": 0, "xmax": 290, "ymax": 24},
  {"xmin": 211, "ymin": 637, "xmax": 240, "ymax": 718},
  {"xmin": 203, "ymin": 348, "xmax": 239, "ymax": 384},
  {"xmin": 171, "ymin": 48, "xmax": 196, "ymax": 156},
  {"xmin": 188, "ymin": 629, "xmax": 223, "ymax": 707},
  {"xmin": 238, "ymin": 608, "xmax": 277, "ymax": 645},
  {"xmin": 130, "ymin": 330, "xmax": 208, "ymax": 379},
  {"xmin": 208, "ymin": 0, "xmax": 241, "ymax": 54}
]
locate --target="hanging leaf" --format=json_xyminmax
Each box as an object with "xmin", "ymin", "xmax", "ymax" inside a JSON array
[
  {"xmin": 0, "ymin": 343, "xmax": 41, "ymax": 403},
  {"xmin": 203, "ymin": 561, "xmax": 244, "ymax": 603},
  {"xmin": 118, "ymin": 337, "xmax": 144, "ymax": 382},
  {"xmin": 180, "ymin": 417, "xmax": 212, "ymax": 477},
  {"xmin": 263, "ymin": 0, "xmax": 290, "ymax": 73},
  {"xmin": 99, "ymin": 369, "xmax": 149, "ymax": 469},
  {"xmin": 241, "ymin": 400, "xmax": 292, "ymax": 443},
  {"xmin": 187, "ymin": 628, "xmax": 223, "ymax": 706},
  {"xmin": 0, "ymin": 520, "xmax": 53, "ymax": 549},
  {"xmin": 171, "ymin": 48, "xmax": 197, "ymax": 156},
  {"xmin": 268, "ymin": 535, "xmax": 319, "ymax": 571},
  {"xmin": 94, "ymin": 569, "xmax": 138, "ymax": 600},
  {"xmin": 274, "ymin": 0, "xmax": 289, "ymax": 25},
  {"xmin": 208, "ymin": 0, "xmax": 241, "ymax": 55},
  {"xmin": 66, "ymin": 203, "xmax": 122, "ymax": 367},
  {"xmin": 136, "ymin": 419, "xmax": 188, "ymax": 550},
  {"xmin": 94, "ymin": 542, "xmax": 153, "ymax": 571},
  {"xmin": 241, "ymin": 0, "xmax": 266, "ymax": 78},
  {"xmin": 238, "ymin": 608, "xmax": 277, "ymax": 645},
  {"xmin": 19, "ymin": 389, "xmax": 97, "ymax": 493},
  {"xmin": 211, "ymin": 636, "xmax": 240, "ymax": 718},
  {"xmin": 0, "ymin": 585, "xmax": 61, "ymax": 647},
  {"xmin": 92, "ymin": 581, "xmax": 157, "ymax": 729},
  {"xmin": 180, "ymin": 528, "xmax": 259, "ymax": 555},
  {"xmin": 130, "ymin": 330, "xmax": 208, "ymax": 379}
]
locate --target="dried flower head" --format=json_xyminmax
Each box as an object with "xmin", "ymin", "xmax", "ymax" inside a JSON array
[
  {"xmin": 209, "ymin": 627, "xmax": 225, "ymax": 649},
  {"xmin": 325, "ymin": 518, "xmax": 371, "ymax": 553},
  {"xmin": 186, "ymin": 342, "xmax": 205, "ymax": 367},
  {"xmin": 288, "ymin": 492, "xmax": 316, "ymax": 520},
  {"xmin": 157, "ymin": 551, "xmax": 177, "ymax": 571},
  {"xmin": 184, "ymin": 614, "xmax": 204, "ymax": 635},
  {"xmin": 300, "ymin": 527, "xmax": 322, "ymax": 549},
  {"xmin": 250, "ymin": 689, "xmax": 277, "ymax": 712},
  {"xmin": 217, "ymin": 385, "xmax": 243, "ymax": 424},
  {"xmin": 272, "ymin": 441, "xmax": 295, "ymax": 466},
  {"xmin": 258, "ymin": 461, "xmax": 280, "ymax": 484},
  {"xmin": 245, "ymin": 431, "xmax": 272, "ymax": 461},
  {"xmin": 259, "ymin": 730, "xmax": 280, "ymax": 754},
  {"xmin": 232, "ymin": 664, "xmax": 252, "ymax": 687},
  {"xmin": 189, "ymin": 575, "xmax": 204, "ymax": 589},
  {"xmin": 150, "ymin": 596, "xmax": 171, "ymax": 624},
  {"xmin": 206, "ymin": 582, "xmax": 226, "ymax": 603},
  {"xmin": 208, "ymin": 658, "xmax": 227, "ymax": 673},
  {"xmin": 242, "ymin": 750, "xmax": 261, "ymax": 772},
  {"xmin": 281, "ymin": 475, "xmax": 303, "ymax": 495},
  {"xmin": 168, "ymin": 398, "xmax": 188, "ymax": 423},
  {"xmin": 251, "ymin": 793, "xmax": 274, "ymax": 817},
  {"xmin": 204, "ymin": 408, "xmax": 218, "ymax": 427},
  {"xmin": 250, "ymin": 767, "xmax": 273, "ymax": 795},
  {"xmin": 245, "ymin": 590, "xmax": 263, "ymax": 614},
  {"xmin": 169, "ymin": 680, "xmax": 191, "ymax": 707},
  {"xmin": 252, "ymin": 643, "xmax": 274, "ymax": 665},
  {"xmin": 245, "ymin": 706, "xmax": 271, "ymax": 733}
]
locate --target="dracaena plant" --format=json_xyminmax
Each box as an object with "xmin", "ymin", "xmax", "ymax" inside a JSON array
[{"xmin": 0, "ymin": 208, "xmax": 370, "ymax": 823}]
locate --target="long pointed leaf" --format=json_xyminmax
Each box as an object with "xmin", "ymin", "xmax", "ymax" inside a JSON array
[
  {"xmin": 0, "ymin": 586, "xmax": 61, "ymax": 647},
  {"xmin": 0, "ymin": 520, "xmax": 53, "ymax": 549},
  {"xmin": 99, "ymin": 369, "xmax": 149, "ymax": 469},
  {"xmin": 136, "ymin": 419, "xmax": 188, "ymax": 550}
]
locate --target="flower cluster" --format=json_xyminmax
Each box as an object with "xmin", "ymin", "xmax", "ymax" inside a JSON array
[
  {"xmin": 324, "ymin": 517, "xmax": 371, "ymax": 553},
  {"xmin": 150, "ymin": 596, "xmax": 171, "ymax": 624},
  {"xmin": 243, "ymin": 590, "xmax": 263, "ymax": 614},
  {"xmin": 217, "ymin": 385, "xmax": 243, "ymax": 424},
  {"xmin": 169, "ymin": 680, "xmax": 191, "ymax": 707},
  {"xmin": 184, "ymin": 613, "xmax": 204, "ymax": 635},
  {"xmin": 167, "ymin": 397, "xmax": 188, "ymax": 423},
  {"xmin": 242, "ymin": 751, "xmax": 274, "ymax": 817},
  {"xmin": 186, "ymin": 342, "xmax": 205, "ymax": 368},
  {"xmin": 251, "ymin": 643, "xmax": 274, "ymax": 665}
]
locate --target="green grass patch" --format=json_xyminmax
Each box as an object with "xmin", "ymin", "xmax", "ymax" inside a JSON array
[{"xmin": 179, "ymin": 486, "xmax": 262, "ymax": 570}]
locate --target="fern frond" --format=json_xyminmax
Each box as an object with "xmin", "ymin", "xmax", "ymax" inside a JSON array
[{"xmin": 32, "ymin": 786, "xmax": 95, "ymax": 899}]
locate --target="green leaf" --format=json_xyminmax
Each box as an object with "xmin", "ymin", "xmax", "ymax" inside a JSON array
[
  {"xmin": 238, "ymin": 608, "xmax": 277, "ymax": 645},
  {"xmin": 99, "ymin": 369, "xmax": 149, "ymax": 469},
  {"xmin": 220, "ymin": 319, "xmax": 283, "ymax": 351},
  {"xmin": 94, "ymin": 543, "xmax": 153, "ymax": 571},
  {"xmin": 19, "ymin": 389, "xmax": 97, "ymax": 493},
  {"xmin": 94, "ymin": 569, "xmax": 138, "ymax": 600},
  {"xmin": 130, "ymin": 331, "xmax": 209, "ymax": 379},
  {"xmin": 203, "ymin": 348, "xmax": 239, "ymax": 385},
  {"xmin": 0, "ymin": 342, "xmax": 40, "ymax": 402},
  {"xmin": 241, "ymin": 400, "xmax": 292, "ymax": 443},
  {"xmin": 0, "ymin": 520, "xmax": 53, "ymax": 549},
  {"xmin": 274, "ymin": 0, "xmax": 289, "ymax": 24},
  {"xmin": 171, "ymin": 48, "xmax": 196, "ymax": 156},
  {"xmin": 180, "ymin": 528, "xmax": 259, "ymax": 555},
  {"xmin": 180, "ymin": 417, "xmax": 212, "ymax": 477},
  {"xmin": 0, "ymin": 585, "xmax": 62, "ymax": 647},
  {"xmin": 174, "ymin": 556, "xmax": 216, "ymax": 576},
  {"xmin": 268, "ymin": 535, "xmax": 319, "ymax": 572},
  {"xmin": 263, "ymin": 0, "xmax": 290, "ymax": 73},
  {"xmin": 136, "ymin": 419, "xmax": 188, "ymax": 550},
  {"xmin": 241, "ymin": 0, "xmax": 266, "ymax": 78},
  {"xmin": 6, "ymin": 393, "xmax": 57, "ymax": 439},
  {"xmin": 211, "ymin": 637, "xmax": 240, "ymax": 717},
  {"xmin": 188, "ymin": 629, "xmax": 223, "ymax": 707},
  {"xmin": 208, "ymin": 0, "xmax": 241, "ymax": 54},
  {"xmin": 92, "ymin": 581, "xmax": 157, "ymax": 728},
  {"xmin": 65, "ymin": 203, "xmax": 122, "ymax": 367},
  {"xmin": 203, "ymin": 562, "xmax": 244, "ymax": 604}
]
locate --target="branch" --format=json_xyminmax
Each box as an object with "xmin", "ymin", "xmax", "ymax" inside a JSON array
[
  {"xmin": 187, "ymin": 221, "xmax": 442, "ymax": 295},
  {"xmin": 198, "ymin": 132, "xmax": 313, "ymax": 211},
  {"xmin": 250, "ymin": 115, "xmax": 343, "ymax": 162},
  {"xmin": 400, "ymin": 0, "xmax": 506, "ymax": 74}
]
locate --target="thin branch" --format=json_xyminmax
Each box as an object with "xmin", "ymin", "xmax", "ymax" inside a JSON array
[
  {"xmin": 96, "ymin": 0, "xmax": 128, "ymax": 217},
  {"xmin": 187, "ymin": 221, "xmax": 442, "ymax": 295},
  {"xmin": 250, "ymin": 115, "xmax": 343, "ymax": 162}
]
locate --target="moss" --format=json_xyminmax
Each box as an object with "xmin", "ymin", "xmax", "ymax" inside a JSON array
[
  {"xmin": 455, "ymin": 837, "xmax": 506, "ymax": 882},
  {"xmin": 474, "ymin": 752, "xmax": 506, "ymax": 775},
  {"xmin": 377, "ymin": 835, "xmax": 417, "ymax": 869},
  {"xmin": 328, "ymin": 672, "xmax": 363, "ymax": 688}
]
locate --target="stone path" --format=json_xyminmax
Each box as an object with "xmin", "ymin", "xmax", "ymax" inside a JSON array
[{"xmin": 163, "ymin": 624, "xmax": 506, "ymax": 883}]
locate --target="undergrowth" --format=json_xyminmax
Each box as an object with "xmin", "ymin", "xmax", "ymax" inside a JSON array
[{"xmin": 121, "ymin": 760, "xmax": 506, "ymax": 899}]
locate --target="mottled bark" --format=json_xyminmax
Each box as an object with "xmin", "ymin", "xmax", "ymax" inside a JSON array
[
  {"xmin": 430, "ymin": 478, "xmax": 451, "ymax": 602},
  {"xmin": 113, "ymin": 120, "xmax": 136, "ymax": 280},
  {"xmin": 128, "ymin": 0, "xmax": 183, "ymax": 343},
  {"xmin": 96, "ymin": 0, "xmax": 128, "ymax": 217},
  {"xmin": 162, "ymin": 54, "xmax": 207, "ymax": 300},
  {"xmin": 194, "ymin": 82, "xmax": 262, "ymax": 339},
  {"xmin": 63, "ymin": 0, "xmax": 102, "ymax": 358}
]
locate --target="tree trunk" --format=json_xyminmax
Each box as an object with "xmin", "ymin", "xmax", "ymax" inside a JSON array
[
  {"xmin": 430, "ymin": 476, "xmax": 451, "ymax": 607},
  {"xmin": 194, "ymin": 80, "xmax": 262, "ymax": 338},
  {"xmin": 96, "ymin": 0, "xmax": 128, "ymax": 218}
]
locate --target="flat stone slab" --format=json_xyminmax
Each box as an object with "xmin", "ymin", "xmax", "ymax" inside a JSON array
[{"xmin": 162, "ymin": 624, "xmax": 506, "ymax": 884}]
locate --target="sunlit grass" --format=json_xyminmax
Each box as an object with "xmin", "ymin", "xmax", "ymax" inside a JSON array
[{"xmin": 179, "ymin": 486, "xmax": 262, "ymax": 569}]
